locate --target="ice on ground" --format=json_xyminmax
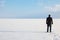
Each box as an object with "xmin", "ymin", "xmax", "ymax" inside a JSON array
[
  {"xmin": 0, "ymin": 19, "xmax": 60, "ymax": 40},
  {"xmin": 0, "ymin": 31, "xmax": 60, "ymax": 40}
]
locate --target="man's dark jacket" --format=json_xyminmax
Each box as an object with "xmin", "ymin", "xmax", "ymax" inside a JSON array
[{"xmin": 46, "ymin": 17, "xmax": 53, "ymax": 25}]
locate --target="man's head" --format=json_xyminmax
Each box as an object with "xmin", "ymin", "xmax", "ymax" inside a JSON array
[{"xmin": 48, "ymin": 14, "xmax": 51, "ymax": 17}]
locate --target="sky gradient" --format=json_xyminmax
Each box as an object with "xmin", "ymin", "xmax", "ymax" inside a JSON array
[{"xmin": 0, "ymin": 0, "xmax": 60, "ymax": 18}]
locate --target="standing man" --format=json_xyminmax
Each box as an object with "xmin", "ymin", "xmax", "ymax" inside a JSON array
[{"xmin": 46, "ymin": 14, "xmax": 53, "ymax": 32}]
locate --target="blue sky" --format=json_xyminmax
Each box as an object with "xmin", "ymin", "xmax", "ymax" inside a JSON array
[{"xmin": 0, "ymin": 0, "xmax": 60, "ymax": 18}]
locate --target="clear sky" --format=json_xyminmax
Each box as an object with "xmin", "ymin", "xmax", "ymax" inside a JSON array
[{"xmin": 0, "ymin": 0, "xmax": 60, "ymax": 18}]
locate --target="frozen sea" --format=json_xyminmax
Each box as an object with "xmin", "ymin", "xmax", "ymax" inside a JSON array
[{"xmin": 0, "ymin": 19, "xmax": 60, "ymax": 40}]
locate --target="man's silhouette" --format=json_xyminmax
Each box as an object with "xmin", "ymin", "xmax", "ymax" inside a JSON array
[{"xmin": 46, "ymin": 14, "xmax": 53, "ymax": 32}]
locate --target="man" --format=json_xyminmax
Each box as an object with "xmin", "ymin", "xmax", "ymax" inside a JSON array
[{"xmin": 46, "ymin": 14, "xmax": 53, "ymax": 32}]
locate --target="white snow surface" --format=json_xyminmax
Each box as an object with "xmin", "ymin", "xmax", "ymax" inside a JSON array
[{"xmin": 0, "ymin": 19, "xmax": 60, "ymax": 40}]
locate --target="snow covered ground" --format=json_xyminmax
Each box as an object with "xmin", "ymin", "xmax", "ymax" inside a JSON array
[
  {"xmin": 0, "ymin": 19, "xmax": 60, "ymax": 40},
  {"xmin": 0, "ymin": 32, "xmax": 57, "ymax": 40}
]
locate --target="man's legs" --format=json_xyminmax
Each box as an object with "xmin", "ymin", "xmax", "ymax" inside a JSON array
[
  {"xmin": 47, "ymin": 25, "xmax": 49, "ymax": 32},
  {"xmin": 50, "ymin": 25, "xmax": 52, "ymax": 32}
]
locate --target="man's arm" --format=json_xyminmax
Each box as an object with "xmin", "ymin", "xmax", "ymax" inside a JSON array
[
  {"xmin": 51, "ymin": 18, "xmax": 53, "ymax": 24},
  {"xmin": 46, "ymin": 18, "xmax": 47, "ymax": 24}
]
